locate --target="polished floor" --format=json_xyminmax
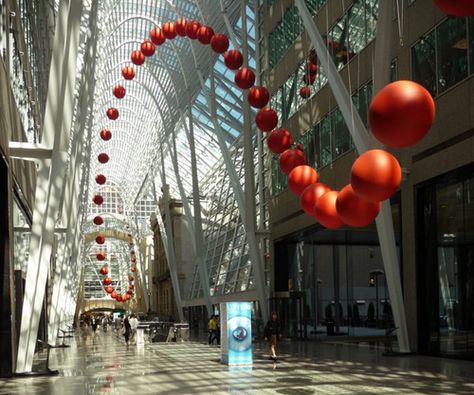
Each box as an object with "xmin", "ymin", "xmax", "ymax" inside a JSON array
[{"xmin": 1, "ymin": 327, "xmax": 474, "ymax": 394}]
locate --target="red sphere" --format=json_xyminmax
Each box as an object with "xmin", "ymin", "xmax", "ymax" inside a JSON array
[
  {"xmin": 303, "ymin": 74, "xmax": 316, "ymax": 85},
  {"xmin": 247, "ymin": 86, "xmax": 269, "ymax": 109},
  {"xmin": 100, "ymin": 129, "xmax": 112, "ymax": 141},
  {"xmin": 433, "ymin": 0, "xmax": 474, "ymax": 16},
  {"xmin": 314, "ymin": 191, "xmax": 345, "ymax": 229},
  {"xmin": 93, "ymin": 216, "xmax": 104, "ymax": 225},
  {"xmin": 131, "ymin": 50, "xmax": 145, "ymax": 66},
  {"xmin": 163, "ymin": 21, "xmax": 177, "ymax": 39},
  {"xmin": 96, "ymin": 235, "xmax": 105, "ymax": 244},
  {"xmin": 131, "ymin": 257, "xmax": 136, "ymax": 263},
  {"xmin": 99, "ymin": 266, "xmax": 108, "ymax": 275},
  {"xmin": 288, "ymin": 165, "xmax": 319, "ymax": 196},
  {"xmin": 113, "ymin": 85, "xmax": 126, "ymax": 99},
  {"xmin": 106, "ymin": 108, "xmax": 119, "ymax": 120},
  {"xmin": 150, "ymin": 26, "xmax": 166, "ymax": 45},
  {"xmin": 210, "ymin": 33, "xmax": 229, "ymax": 53},
  {"xmin": 106, "ymin": 286, "xmax": 114, "ymax": 294},
  {"xmin": 122, "ymin": 66, "xmax": 135, "ymax": 80},
  {"xmin": 127, "ymin": 290, "xmax": 133, "ymax": 295},
  {"xmin": 131, "ymin": 266, "xmax": 137, "ymax": 272},
  {"xmin": 185, "ymin": 20, "xmax": 201, "ymax": 39},
  {"xmin": 129, "ymin": 275, "xmax": 134, "ymax": 282},
  {"xmin": 369, "ymin": 80, "xmax": 435, "ymax": 148},
  {"xmin": 197, "ymin": 25, "xmax": 214, "ymax": 44},
  {"xmin": 234, "ymin": 67, "xmax": 255, "ymax": 90},
  {"xmin": 103, "ymin": 277, "xmax": 112, "ymax": 285},
  {"xmin": 224, "ymin": 50, "xmax": 243, "ymax": 70},
  {"xmin": 98, "ymin": 153, "xmax": 109, "ymax": 163},
  {"xmin": 351, "ymin": 149, "xmax": 402, "ymax": 202},
  {"xmin": 140, "ymin": 40, "xmax": 155, "ymax": 56},
  {"xmin": 176, "ymin": 18, "xmax": 187, "ymax": 36},
  {"xmin": 308, "ymin": 50, "xmax": 318, "ymax": 65},
  {"xmin": 96, "ymin": 252, "xmax": 106, "ymax": 261},
  {"xmin": 93, "ymin": 195, "xmax": 104, "ymax": 205},
  {"xmin": 256, "ymin": 108, "xmax": 278, "ymax": 132},
  {"xmin": 306, "ymin": 63, "xmax": 318, "ymax": 75},
  {"xmin": 116, "ymin": 295, "xmax": 122, "ymax": 302},
  {"xmin": 111, "ymin": 291, "xmax": 117, "ymax": 298},
  {"xmin": 336, "ymin": 184, "xmax": 381, "ymax": 227},
  {"xmin": 279, "ymin": 148, "xmax": 306, "ymax": 174},
  {"xmin": 129, "ymin": 284, "xmax": 135, "ymax": 290},
  {"xmin": 300, "ymin": 182, "xmax": 331, "ymax": 216},
  {"xmin": 300, "ymin": 86, "xmax": 311, "ymax": 98},
  {"xmin": 267, "ymin": 128, "xmax": 293, "ymax": 154},
  {"xmin": 95, "ymin": 174, "xmax": 106, "ymax": 185}
]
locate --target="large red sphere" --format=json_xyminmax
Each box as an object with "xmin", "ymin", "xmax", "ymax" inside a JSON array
[
  {"xmin": 303, "ymin": 74, "xmax": 316, "ymax": 85},
  {"xmin": 131, "ymin": 266, "xmax": 137, "ymax": 272},
  {"xmin": 336, "ymin": 184, "xmax": 381, "ymax": 227},
  {"xmin": 279, "ymin": 148, "xmax": 306, "ymax": 174},
  {"xmin": 99, "ymin": 266, "xmax": 108, "ymax": 275},
  {"xmin": 98, "ymin": 153, "xmax": 109, "ymax": 163},
  {"xmin": 185, "ymin": 20, "xmax": 201, "ymax": 39},
  {"xmin": 96, "ymin": 235, "xmax": 105, "ymax": 244},
  {"xmin": 140, "ymin": 40, "xmax": 155, "ymax": 56},
  {"xmin": 163, "ymin": 22, "xmax": 177, "ymax": 39},
  {"xmin": 314, "ymin": 191, "xmax": 345, "ymax": 229},
  {"xmin": 103, "ymin": 277, "xmax": 112, "ymax": 285},
  {"xmin": 106, "ymin": 108, "xmax": 119, "ymax": 120},
  {"xmin": 234, "ymin": 67, "xmax": 255, "ymax": 90},
  {"xmin": 197, "ymin": 25, "xmax": 214, "ymax": 44},
  {"xmin": 93, "ymin": 195, "xmax": 104, "ymax": 205},
  {"xmin": 105, "ymin": 286, "xmax": 114, "ymax": 294},
  {"xmin": 210, "ymin": 33, "xmax": 229, "ymax": 53},
  {"xmin": 95, "ymin": 174, "xmax": 106, "ymax": 185},
  {"xmin": 247, "ymin": 86, "xmax": 269, "ymax": 109},
  {"xmin": 288, "ymin": 165, "xmax": 319, "ymax": 196},
  {"xmin": 176, "ymin": 18, "xmax": 187, "ymax": 36},
  {"xmin": 100, "ymin": 129, "xmax": 112, "ymax": 141},
  {"xmin": 224, "ymin": 49, "xmax": 243, "ymax": 70},
  {"xmin": 129, "ymin": 275, "xmax": 134, "ymax": 282},
  {"xmin": 300, "ymin": 182, "xmax": 331, "ymax": 216},
  {"xmin": 131, "ymin": 50, "xmax": 145, "ymax": 66},
  {"xmin": 113, "ymin": 85, "xmax": 126, "ymax": 99},
  {"xmin": 93, "ymin": 216, "xmax": 103, "ymax": 225},
  {"xmin": 267, "ymin": 128, "xmax": 293, "ymax": 154},
  {"xmin": 300, "ymin": 86, "xmax": 311, "ymax": 98},
  {"xmin": 150, "ymin": 26, "xmax": 166, "ymax": 45},
  {"xmin": 434, "ymin": 0, "xmax": 474, "ymax": 16},
  {"xmin": 97, "ymin": 252, "xmax": 106, "ymax": 261},
  {"xmin": 255, "ymin": 108, "xmax": 278, "ymax": 132},
  {"xmin": 369, "ymin": 80, "xmax": 435, "ymax": 147},
  {"xmin": 122, "ymin": 66, "xmax": 135, "ymax": 80},
  {"xmin": 351, "ymin": 149, "xmax": 402, "ymax": 202}
]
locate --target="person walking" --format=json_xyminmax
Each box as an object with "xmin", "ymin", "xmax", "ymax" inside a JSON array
[
  {"xmin": 129, "ymin": 314, "xmax": 139, "ymax": 344},
  {"xmin": 208, "ymin": 315, "xmax": 217, "ymax": 345},
  {"xmin": 264, "ymin": 311, "xmax": 281, "ymax": 361},
  {"xmin": 214, "ymin": 315, "xmax": 220, "ymax": 346},
  {"xmin": 123, "ymin": 316, "xmax": 132, "ymax": 346}
]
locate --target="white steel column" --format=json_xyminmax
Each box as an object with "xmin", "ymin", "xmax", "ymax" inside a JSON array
[
  {"xmin": 295, "ymin": 0, "xmax": 410, "ymax": 352},
  {"xmin": 16, "ymin": 0, "xmax": 83, "ymax": 373}
]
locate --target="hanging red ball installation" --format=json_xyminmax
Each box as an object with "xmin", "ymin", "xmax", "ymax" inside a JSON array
[
  {"xmin": 131, "ymin": 266, "xmax": 137, "ymax": 272},
  {"xmin": 234, "ymin": 67, "xmax": 255, "ymax": 90},
  {"xmin": 185, "ymin": 20, "xmax": 201, "ymax": 39},
  {"xmin": 122, "ymin": 66, "xmax": 135, "ymax": 80},
  {"xmin": 224, "ymin": 49, "xmax": 243, "ymax": 70},
  {"xmin": 369, "ymin": 80, "xmax": 435, "ymax": 148},
  {"xmin": 93, "ymin": 215, "xmax": 103, "ymax": 225},
  {"xmin": 96, "ymin": 252, "xmax": 106, "ymax": 261},
  {"xmin": 113, "ymin": 85, "xmax": 126, "ymax": 99},
  {"xmin": 141, "ymin": 40, "xmax": 156, "ymax": 56},
  {"xmin": 100, "ymin": 129, "xmax": 112, "ymax": 141},
  {"xmin": 247, "ymin": 86, "xmax": 269, "ymax": 109},
  {"xmin": 303, "ymin": 74, "xmax": 316, "ymax": 85},
  {"xmin": 99, "ymin": 266, "xmax": 109, "ymax": 275},
  {"xmin": 93, "ymin": 195, "xmax": 104, "ymax": 205},
  {"xmin": 116, "ymin": 295, "xmax": 123, "ymax": 302},
  {"xmin": 131, "ymin": 50, "xmax": 145, "ymax": 66},
  {"xmin": 306, "ymin": 63, "xmax": 318, "ymax": 75},
  {"xmin": 96, "ymin": 235, "xmax": 105, "ymax": 244},
  {"xmin": 300, "ymin": 182, "xmax": 331, "ymax": 216},
  {"xmin": 111, "ymin": 290, "xmax": 117, "ymax": 298},
  {"xmin": 255, "ymin": 108, "xmax": 278, "ymax": 132},
  {"xmin": 129, "ymin": 275, "xmax": 134, "ymax": 282},
  {"xmin": 279, "ymin": 147, "xmax": 306, "ymax": 174},
  {"xmin": 300, "ymin": 86, "xmax": 311, "ymax": 99},
  {"xmin": 175, "ymin": 18, "xmax": 187, "ymax": 36},
  {"xmin": 98, "ymin": 153, "xmax": 109, "ymax": 163},
  {"xmin": 336, "ymin": 184, "xmax": 381, "ymax": 227},
  {"xmin": 210, "ymin": 33, "xmax": 229, "ymax": 53},
  {"xmin": 197, "ymin": 25, "xmax": 214, "ymax": 44},
  {"xmin": 106, "ymin": 108, "xmax": 119, "ymax": 120},
  {"xmin": 106, "ymin": 286, "xmax": 114, "ymax": 294},
  {"xmin": 267, "ymin": 128, "xmax": 293, "ymax": 154},
  {"xmin": 103, "ymin": 277, "xmax": 112, "ymax": 285},
  {"xmin": 433, "ymin": 0, "xmax": 474, "ymax": 16},
  {"xmin": 150, "ymin": 26, "xmax": 166, "ymax": 45},
  {"xmin": 95, "ymin": 174, "xmax": 106, "ymax": 185},
  {"xmin": 288, "ymin": 165, "xmax": 319, "ymax": 195},
  {"xmin": 351, "ymin": 149, "xmax": 402, "ymax": 203},
  {"xmin": 163, "ymin": 21, "xmax": 177, "ymax": 39},
  {"xmin": 314, "ymin": 191, "xmax": 345, "ymax": 229}
]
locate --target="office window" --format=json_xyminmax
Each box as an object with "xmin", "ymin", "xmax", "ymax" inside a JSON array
[{"xmin": 412, "ymin": 30, "xmax": 437, "ymax": 96}]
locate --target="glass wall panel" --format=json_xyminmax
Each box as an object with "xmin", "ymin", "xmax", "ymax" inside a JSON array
[{"xmin": 412, "ymin": 30, "xmax": 437, "ymax": 96}]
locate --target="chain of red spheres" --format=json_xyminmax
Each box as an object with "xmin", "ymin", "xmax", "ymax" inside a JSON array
[{"xmin": 100, "ymin": 18, "xmax": 437, "ymax": 237}]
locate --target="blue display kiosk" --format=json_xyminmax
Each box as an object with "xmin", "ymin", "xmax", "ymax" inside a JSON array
[{"xmin": 220, "ymin": 302, "xmax": 252, "ymax": 366}]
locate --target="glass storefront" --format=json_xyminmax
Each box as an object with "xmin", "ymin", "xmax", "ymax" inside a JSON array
[{"xmin": 416, "ymin": 166, "xmax": 474, "ymax": 360}]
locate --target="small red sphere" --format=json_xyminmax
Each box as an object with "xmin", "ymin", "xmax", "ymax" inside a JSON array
[
  {"xmin": 336, "ymin": 184, "xmax": 381, "ymax": 227},
  {"xmin": 141, "ymin": 40, "xmax": 155, "ymax": 56},
  {"xmin": 129, "ymin": 275, "xmax": 134, "ymax": 282},
  {"xmin": 300, "ymin": 183, "xmax": 331, "ymax": 217},
  {"xmin": 116, "ymin": 295, "xmax": 122, "ymax": 302},
  {"xmin": 131, "ymin": 50, "xmax": 145, "ymax": 66},
  {"xmin": 255, "ymin": 108, "xmax": 278, "ymax": 132},
  {"xmin": 122, "ymin": 66, "xmax": 135, "ymax": 80},
  {"xmin": 433, "ymin": 0, "xmax": 474, "ymax": 16},
  {"xmin": 100, "ymin": 129, "xmax": 112, "ymax": 141},
  {"xmin": 93, "ymin": 216, "xmax": 103, "ymax": 225},
  {"xmin": 210, "ymin": 33, "xmax": 229, "ymax": 53},
  {"xmin": 131, "ymin": 257, "xmax": 136, "ymax": 263},
  {"xmin": 163, "ymin": 21, "xmax": 177, "ymax": 39},
  {"xmin": 131, "ymin": 266, "xmax": 137, "ymax": 272},
  {"xmin": 267, "ymin": 128, "xmax": 293, "ymax": 154},
  {"xmin": 97, "ymin": 252, "xmax": 106, "ymax": 261},
  {"xmin": 197, "ymin": 25, "xmax": 214, "ymax": 44},
  {"xmin": 98, "ymin": 153, "xmax": 109, "ymax": 163},
  {"xmin": 111, "ymin": 291, "xmax": 117, "ymax": 298},
  {"xmin": 150, "ymin": 26, "xmax": 166, "ymax": 45},
  {"xmin": 185, "ymin": 20, "xmax": 201, "ymax": 39},
  {"xmin": 314, "ymin": 191, "xmax": 345, "ymax": 229},
  {"xmin": 103, "ymin": 277, "xmax": 112, "ymax": 285},
  {"xmin": 234, "ymin": 67, "xmax": 255, "ymax": 90},
  {"xmin": 93, "ymin": 195, "xmax": 104, "ymax": 205},
  {"xmin": 99, "ymin": 266, "xmax": 108, "ymax": 275},
  {"xmin": 176, "ymin": 18, "xmax": 187, "ymax": 36},
  {"xmin": 288, "ymin": 165, "xmax": 319, "ymax": 196},
  {"xmin": 129, "ymin": 284, "xmax": 135, "ymax": 290},
  {"xmin": 96, "ymin": 235, "xmax": 105, "ymax": 244},
  {"xmin": 106, "ymin": 108, "xmax": 119, "ymax": 120},
  {"xmin": 279, "ymin": 148, "xmax": 306, "ymax": 174},
  {"xmin": 300, "ymin": 86, "xmax": 311, "ymax": 98},
  {"xmin": 247, "ymin": 86, "xmax": 269, "ymax": 109},
  {"xmin": 303, "ymin": 74, "xmax": 316, "ymax": 85},
  {"xmin": 224, "ymin": 49, "xmax": 243, "ymax": 70},
  {"xmin": 306, "ymin": 63, "xmax": 318, "ymax": 75},
  {"xmin": 95, "ymin": 174, "xmax": 106, "ymax": 185},
  {"xmin": 106, "ymin": 286, "xmax": 114, "ymax": 294},
  {"xmin": 113, "ymin": 85, "xmax": 126, "ymax": 99}
]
